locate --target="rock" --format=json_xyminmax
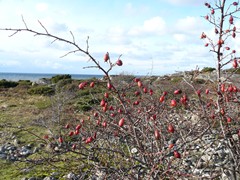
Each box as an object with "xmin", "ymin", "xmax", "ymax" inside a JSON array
[
  {"xmin": 13, "ymin": 139, "xmax": 20, "ymax": 146},
  {"xmin": 0, "ymin": 145, "xmax": 6, "ymax": 152},
  {"xmin": 28, "ymin": 177, "xmax": 36, "ymax": 180},
  {"xmin": 50, "ymin": 172, "xmax": 60, "ymax": 177},
  {"xmin": 26, "ymin": 143, "xmax": 34, "ymax": 149},
  {"xmin": 43, "ymin": 177, "xmax": 57, "ymax": 180},
  {"xmin": 232, "ymin": 134, "xmax": 238, "ymax": 141},
  {"xmin": 131, "ymin": 148, "xmax": 138, "ymax": 154},
  {"xmin": 201, "ymin": 154, "xmax": 211, "ymax": 162},
  {"xmin": 66, "ymin": 172, "xmax": 76, "ymax": 179},
  {"xmin": 54, "ymin": 146, "xmax": 60, "ymax": 152},
  {"xmin": 33, "ymin": 147, "xmax": 39, "ymax": 153},
  {"xmin": 0, "ymin": 153, "xmax": 7, "ymax": 159},
  {"xmin": 19, "ymin": 146, "xmax": 32, "ymax": 156},
  {"xmin": 95, "ymin": 170, "xmax": 106, "ymax": 180},
  {"xmin": 190, "ymin": 114, "xmax": 200, "ymax": 124}
]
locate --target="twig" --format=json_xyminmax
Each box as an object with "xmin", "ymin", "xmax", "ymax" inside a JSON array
[
  {"xmin": 21, "ymin": 15, "xmax": 28, "ymax": 29},
  {"xmin": 38, "ymin": 20, "xmax": 49, "ymax": 34}
]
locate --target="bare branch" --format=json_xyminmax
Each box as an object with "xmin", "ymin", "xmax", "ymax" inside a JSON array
[
  {"xmin": 8, "ymin": 29, "xmax": 20, "ymax": 37},
  {"xmin": 60, "ymin": 49, "xmax": 80, "ymax": 58},
  {"xmin": 21, "ymin": 15, "xmax": 28, "ymax": 29},
  {"xmin": 51, "ymin": 38, "xmax": 58, "ymax": 44},
  {"xmin": 86, "ymin": 36, "xmax": 89, "ymax": 53},
  {"xmin": 38, "ymin": 20, "xmax": 49, "ymax": 34},
  {"xmin": 83, "ymin": 65, "xmax": 99, "ymax": 69},
  {"xmin": 70, "ymin": 31, "xmax": 75, "ymax": 43}
]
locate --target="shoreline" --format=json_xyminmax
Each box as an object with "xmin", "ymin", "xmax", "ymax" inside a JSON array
[{"xmin": 0, "ymin": 72, "xmax": 104, "ymax": 82}]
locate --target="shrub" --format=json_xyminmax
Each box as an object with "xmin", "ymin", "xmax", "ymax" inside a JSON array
[
  {"xmin": 193, "ymin": 78, "xmax": 206, "ymax": 84},
  {"xmin": 0, "ymin": 79, "xmax": 19, "ymax": 88},
  {"xmin": 51, "ymin": 74, "xmax": 71, "ymax": 84},
  {"xmin": 1, "ymin": 1, "xmax": 240, "ymax": 179},
  {"xmin": 18, "ymin": 80, "xmax": 32, "ymax": 86},
  {"xmin": 170, "ymin": 76, "xmax": 182, "ymax": 83},
  {"xmin": 201, "ymin": 67, "xmax": 216, "ymax": 73},
  {"xmin": 225, "ymin": 68, "xmax": 240, "ymax": 74},
  {"xmin": 28, "ymin": 85, "xmax": 54, "ymax": 96}
]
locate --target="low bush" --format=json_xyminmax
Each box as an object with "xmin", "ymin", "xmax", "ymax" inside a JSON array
[
  {"xmin": 51, "ymin": 74, "xmax": 72, "ymax": 84},
  {"xmin": 201, "ymin": 67, "xmax": 216, "ymax": 73},
  {"xmin": 0, "ymin": 79, "xmax": 19, "ymax": 88},
  {"xmin": 28, "ymin": 86, "xmax": 55, "ymax": 96}
]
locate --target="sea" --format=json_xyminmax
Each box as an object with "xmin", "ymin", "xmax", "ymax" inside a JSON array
[{"xmin": 0, "ymin": 72, "xmax": 103, "ymax": 82}]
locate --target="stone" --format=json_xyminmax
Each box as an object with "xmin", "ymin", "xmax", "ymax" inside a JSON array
[
  {"xmin": 28, "ymin": 177, "xmax": 36, "ymax": 180},
  {"xmin": 131, "ymin": 148, "xmax": 138, "ymax": 154},
  {"xmin": 232, "ymin": 134, "xmax": 238, "ymax": 141},
  {"xmin": 66, "ymin": 172, "xmax": 76, "ymax": 179},
  {"xmin": 0, "ymin": 145, "xmax": 5, "ymax": 152},
  {"xmin": 0, "ymin": 153, "xmax": 7, "ymax": 159},
  {"xmin": 33, "ymin": 147, "xmax": 39, "ymax": 153},
  {"xmin": 43, "ymin": 177, "xmax": 56, "ymax": 180},
  {"xmin": 19, "ymin": 147, "xmax": 32, "ymax": 156},
  {"xmin": 201, "ymin": 154, "xmax": 211, "ymax": 162},
  {"xmin": 13, "ymin": 139, "xmax": 20, "ymax": 146}
]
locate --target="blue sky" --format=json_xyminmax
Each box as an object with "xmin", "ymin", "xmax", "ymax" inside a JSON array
[{"xmin": 0, "ymin": 0, "xmax": 238, "ymax": 75}]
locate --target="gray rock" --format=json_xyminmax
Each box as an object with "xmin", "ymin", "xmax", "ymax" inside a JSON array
[
  {"xmin": 0, "ymin": 145, "xmax": 6, "ymax": 152},
  {"xmin": 13, "ymin": 139, "xmax": 20, "ymax": 146},
  {"xmin": 0, "ymin": 153, "xmax": 7, "ymax": 159},
  {"xmin": 50, "ymin": 172, "xmax": 60, "ymax": 177},
  {"xmin": 19, "ymin": 147, "xmax": 32, "ymax": 156},
  {"xmin": 232, "ymin": 134, "xmax": 239, "ymax": 141},
  {"xmin": 33, "ymin": 147, "xmax": 39, "ymax": 153},
  {"xmin": 26, "ymin": 143, "xmax": 34, "ymax": 149},
  {"xmin": 43, "ymin": 177, "xmax": 56, "ymax": 180},
  {"xmin": 66, "ymin": 172, "xmax": 76, "ymax": 179},
  {"xmin": 28, "ymin": 177, "xmax": 36, "ymax": 180},
  {"xmin": 201, "ymin": 154, "xmax": 211, "ymax": 162}
]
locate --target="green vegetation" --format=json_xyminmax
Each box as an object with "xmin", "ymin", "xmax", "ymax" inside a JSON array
[
  {"xmin": 170, "ymin": 76, "xmax": 182, "ymax": 83},
  {"xmin": 28, "ymin": 85, "xmax": 55, "ymax": 96},
  {"xmin": 51, "ymin": 74, "xmax": 72, "ymax": 84},
  {"xmin": 201, "ymin": 67, "xmax": 216, "ymax": 73},
  {"xmin": 193, "ymin": 78, "xmax": 206, "ymax": 84},
  {"xmin": 18, "ymin": 80, "xmax": 32, "ymax": 86},
  {"xmin": 0, "ymin": 79, "xmax": 19, "ymax": 88},
  {"xmin": 225, "ymin": 68, "xmax": 240, "ymax": 74}
]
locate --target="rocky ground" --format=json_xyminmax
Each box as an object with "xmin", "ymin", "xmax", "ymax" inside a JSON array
[{"xmin": 0, "ymin": 70, "xmax": 239, "ymax": 179}]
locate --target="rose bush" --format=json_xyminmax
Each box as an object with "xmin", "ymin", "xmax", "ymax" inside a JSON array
[{"xmin": 0, "ymin": 0, "xmax": 239, "ymax": 179}]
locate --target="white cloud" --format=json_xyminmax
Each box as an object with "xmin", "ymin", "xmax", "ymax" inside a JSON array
[
  {"xmin": 173, "ymin": 34, "xmax": 186, "ymax": 42},
  {"xmin": 36, "ymin": 3, "xmax": 48, "ymax": 12},
  {"xmin": 175, "ymin": 16, "xmax": 204, "ymax": 35},
  {"xmin": 164, "ymin": 0, "xmax": 203, "ymax": 6},
  {"xmin": 124, "ymin": 2, "xmax": 149, "ymax": 16},
  {"xmin": 0, "ymin": 59, "xmax": 21, "ymax": 66},
  {"xmin": 50, "ymin": 22, "xmax": 68, "ymax": 33},
  {"xmin": 105, "ymin": 26, "xmax": 131, "ymax": 45},
  {"xmin": 128, "ymin": 16, "xmax": 166, "ymax": 36}
]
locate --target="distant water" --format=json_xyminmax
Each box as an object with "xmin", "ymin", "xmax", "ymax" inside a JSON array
[{"xmin": 0, "ymin": 72, "xmax": 103, "ymax": 82}]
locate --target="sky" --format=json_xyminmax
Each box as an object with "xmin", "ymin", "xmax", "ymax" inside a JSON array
[{"xmin": 0, "ymin": 0, "xmax": 239, "ymax": 76}]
